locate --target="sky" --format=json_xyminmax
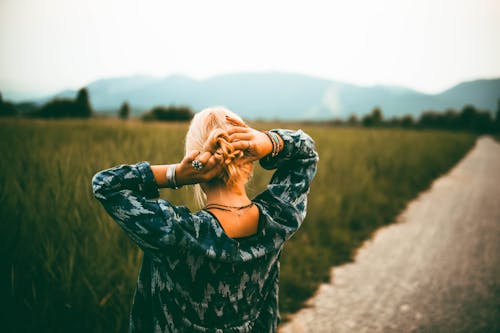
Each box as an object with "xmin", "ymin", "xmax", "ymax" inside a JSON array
[{"xmin": 1, "ymin": 0, "xmax": 499, "ymax": 100}]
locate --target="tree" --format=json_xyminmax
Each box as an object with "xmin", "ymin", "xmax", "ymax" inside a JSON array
[
  {"xmin": 347, "ymin": 114, "xmax": 359, "ymax": 126},
  {"xmin": 418, "ymin": 110, "xmax": 442, "ymax": 129},
  {"xmin": 119, "ymin": 102, "xmax": 130, "ymax": 120},
  {"xmin": 458, "ymin": 105, "xmax": 493, "ymax": 133},
  {"xmin": 458, "ymin": 105, "xmax": 478, "ymax": 131},
  {"xmin": 385, "ymin": 114, "xmax": 413, "ymax": 128},
  {"xmin": 76, "ymin": 88, "xmax": 93, "ymax": 117},
  {"xmin": 142, "ymin": 105, "xmax": 194, "ymax": 121},
  {"xmin": 362, "ymin": 107, "xmax": 383, "ymax": 127},
  {"xmin": 0, "ymin": 92, "xmax": 18, "ymax": 117},
  {"xmin": 442, "ymin": 109, "xmax": 459, "ymax": 130}
]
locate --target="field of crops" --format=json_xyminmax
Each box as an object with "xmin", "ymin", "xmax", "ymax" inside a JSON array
[{"xmin": 0, "ymin": 118, "xmax": 476, "ymax": 332}]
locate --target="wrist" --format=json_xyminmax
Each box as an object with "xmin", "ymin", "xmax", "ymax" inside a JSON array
[
  {"xmin": 264, "ymin": 131, "xmax": 283, "ymax": 157},
  {"xmin": 166, "ymin": 164, "xmax": 183, "ymax": 189}
]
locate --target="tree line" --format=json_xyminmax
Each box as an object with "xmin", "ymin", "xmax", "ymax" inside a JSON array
[
  {"xmin": 326, "ymin": 103, "xmax": 500, "ymax": 133},
  {"xmin": 0, "ymin": 88, "xmax": 194, "ymax": 121},
  {"xmin": 1, "ymin": 88, "xmax": 499, "ymax": 133},
  {"xmin": 0, "ymin": 88, "xmax": 93, "ymax": 118}
]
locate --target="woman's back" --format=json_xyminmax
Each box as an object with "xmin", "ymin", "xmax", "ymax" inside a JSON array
[{"xmin": 130, "ymin": 201, "xmax": 282, "ymax": 332}]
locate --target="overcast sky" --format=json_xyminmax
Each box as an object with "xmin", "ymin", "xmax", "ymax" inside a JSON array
[{"xmin": 1, "ymin": 0, "xmax": 499, "ymax": 99}]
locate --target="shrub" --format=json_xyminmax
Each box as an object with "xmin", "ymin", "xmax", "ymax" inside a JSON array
[{"xmin": 142, "ymin": 105, "xmax": 194, "ymax": 121}]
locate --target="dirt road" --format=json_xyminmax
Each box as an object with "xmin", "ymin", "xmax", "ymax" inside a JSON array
[{"xmin": 280, "ymin": 136, "xmax": 500, "ymax": 333}]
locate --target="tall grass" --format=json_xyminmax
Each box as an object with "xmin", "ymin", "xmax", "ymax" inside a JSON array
[{"xmin": 0, "ymin": 118, "xmax": 476, "ymax": 332}]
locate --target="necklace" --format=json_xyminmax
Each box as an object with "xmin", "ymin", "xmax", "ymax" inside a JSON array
[{"xmin": 204, "ymin": 202, "xmax": 254, "ymax": 217}]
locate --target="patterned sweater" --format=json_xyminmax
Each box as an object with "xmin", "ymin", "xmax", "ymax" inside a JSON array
[{"xmin": 92, "ymin": 129, "xmax": 319, "ymax": 333}]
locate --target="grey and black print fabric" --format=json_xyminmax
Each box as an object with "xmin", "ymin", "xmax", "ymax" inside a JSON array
[{"xmin": 92, "ymin": 129, "xmax": 319, "ymax": 333}]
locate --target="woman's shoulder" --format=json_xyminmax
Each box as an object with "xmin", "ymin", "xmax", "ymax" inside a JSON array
[{"xmin": 252, "ymin": 191, "xmax": 307, "ymax": 241}]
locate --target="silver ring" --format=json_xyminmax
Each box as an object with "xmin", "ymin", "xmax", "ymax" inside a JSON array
[{"xmin": 192, "ymin": 159, "xmax": 204, "ymax": 170}]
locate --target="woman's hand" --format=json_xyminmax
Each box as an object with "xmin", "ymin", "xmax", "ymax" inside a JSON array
[
  {"xmin": 174, "ymin": 150, "xmax": 224, "ymax": 186},
  {"xmin": 226, "ymin": 116, "xmax": 280, "ymax": 162}
]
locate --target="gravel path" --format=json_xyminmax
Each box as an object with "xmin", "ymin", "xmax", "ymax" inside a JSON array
[{"xmin": 280, "ymin": 136, "xmax": 500, "ymax": 333}]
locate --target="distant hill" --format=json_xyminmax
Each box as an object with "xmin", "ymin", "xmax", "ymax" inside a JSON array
[{"xmin": 31, "ymin": 72, "xmax": 500, "ymax": 120}]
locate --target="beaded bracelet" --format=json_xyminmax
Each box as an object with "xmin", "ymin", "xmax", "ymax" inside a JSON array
[
  {"xmin": 165, "ymin": 164, "xmax": 182, "ymax": 189},
  {"xmin": 269, "ymin": 131, "xmax": 282, "ymax": 157},
  {"xmin": 263, "ymin": 131, "xmax": 277, "ymax": 156},
  {"xmin": 263, "ymin": 131, "xmax": 282, "ymax": 157}
]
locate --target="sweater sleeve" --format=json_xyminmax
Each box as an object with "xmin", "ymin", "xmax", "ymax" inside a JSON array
[
  {"xmin": 254, "ymin": 129, "xmax": 319, "ymax": 240},
  {"xmin": 91, "ymin": 161, "xmax": 192, "ymax": 256}
]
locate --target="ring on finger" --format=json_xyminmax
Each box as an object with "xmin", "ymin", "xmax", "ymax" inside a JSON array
[{"xmin": 192, "ymin": 159, "xmax": 204, "ymax": 170}]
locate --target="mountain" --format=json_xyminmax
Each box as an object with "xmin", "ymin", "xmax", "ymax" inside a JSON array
[{"xmin": 32, "ymin": 73, "xmax": 500, "ymax": 120}]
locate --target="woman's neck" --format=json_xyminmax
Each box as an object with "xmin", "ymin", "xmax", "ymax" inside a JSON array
[{"xmin": 204, "ymin": 183, "xmax": 251, "ymax": 206}]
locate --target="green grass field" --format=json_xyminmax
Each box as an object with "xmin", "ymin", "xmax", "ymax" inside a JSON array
[{"xmin": 0, "ymin": 118, "xmax": 477, "ymax": 332}]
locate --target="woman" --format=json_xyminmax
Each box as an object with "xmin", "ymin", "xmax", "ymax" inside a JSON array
[{"xmin": 92, "ymin": 107, "xmax": 318, "ymax": 333}]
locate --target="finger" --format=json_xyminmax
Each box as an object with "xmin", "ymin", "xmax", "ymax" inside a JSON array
[
  {"xmin": 225, "ymin": 115, "xmax": 248, "ymax": 127},
  {"xmin": 186, "ymin": 150, "xmax": 201, "ymax": 161},
  {"xmin": 228, "ymin": 132, "xmax": 253, "ymax": 142},
  {"xmin": 226, "ymin": 126, "xmax": 249, "ymax": 135},
  {"xmin": 204, "ymin": 153, "xmax": 223, "ymax": 170},
  {"xmin": 197, "ymin": 154, "xmax": 223, "ymax": 182},
  {"xmin": 195, "ymin": 151, "xmax": 212, "ymax": 164},
  {"xmin": 232, "ymin": 140, "xmax": 251, "ymax": 151}
]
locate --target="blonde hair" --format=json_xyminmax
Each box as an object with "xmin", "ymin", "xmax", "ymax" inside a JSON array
[{"xmin": 185, "ymin": 106, "xmax": 252, "ymax": 207}]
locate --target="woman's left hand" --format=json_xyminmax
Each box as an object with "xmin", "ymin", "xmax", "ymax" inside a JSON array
[
  {"xmin": 175, "ymin": 150, "xmax": 224, "ymax": 186},
  {"xmin": 226, "ymin": 116, "xmax": 275, "ymax": 162}
]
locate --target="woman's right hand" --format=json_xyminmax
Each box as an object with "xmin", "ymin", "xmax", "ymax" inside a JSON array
[
  {"xmin": 175, "ymin": 150, "xmax": 224, "ymax": 186},
  {"xmin": 226, "ymin": 116, "xmax": 281, "ymax": 162}
]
